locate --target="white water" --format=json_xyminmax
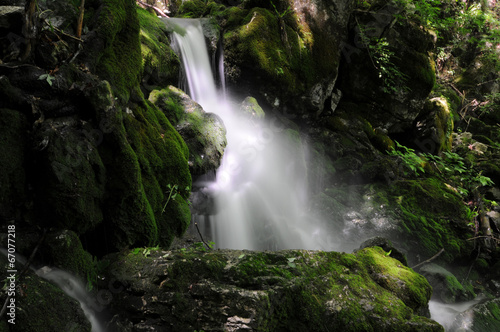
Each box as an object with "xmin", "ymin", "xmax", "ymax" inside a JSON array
[
  {"xmin": 1, "ymin": 249, "xmax": 104, "ymax": 332},
  {"xmin": 429, "ymin": 297, "xmax": 484, "ymax": 331},
  {"xmin": 168, "ymin": 18, "xmax": 333, "ymax": 250}
]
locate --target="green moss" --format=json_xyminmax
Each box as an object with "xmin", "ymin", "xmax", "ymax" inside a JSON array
[
  {"xmin": 95, "ymin": 0, "xmax": 143, "ymax": 103},
  {"xmin": 45, "ymin": 230, "xmax": 96, "ymax": 281},
  {"xmin": 137, "ymin": 8, "xmax": 180, "ymax": 91},
  {"xmin": 384, "ymin": 178, "xmax": 472, "ymax": 262},
  {"xmin": 177, "ymin": 0, "xmax": 207, "ymax": 18},
  {"xmin": 222, "ymin": 4, "xmax": 337, "ymax": 98},
  {"xmin": 107, "ymin": 248, "xmax": 443, "ymax": 331}
]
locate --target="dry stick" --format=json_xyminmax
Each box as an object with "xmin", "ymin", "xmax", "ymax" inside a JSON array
[
  {"xmin": 136, "ymin": 1, "xmax": 169, "ymax": 17},
  {"xmin": 0, "ymin": 229, "xmax": 47, "ymax": 317},
  {"xmin": 194, "ymin": 222, "xmax": 211, "ymax": 250},
  {"xmin": 76, "ymin": 0, "xmax": 85, "ymax": 39},
  {"xmin": 412, "ymin": 248, "xmax": 445, "ymax": 270}
]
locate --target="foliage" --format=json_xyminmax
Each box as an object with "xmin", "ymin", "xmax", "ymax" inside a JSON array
[
  {"xmin": 162, "ymin": 184, "xmax": 190, "ymax": 213},
  {"xmin": 388, "ymin": 142, "xmax": 494, "ymax": 197},
  {"xmin": 388, "ymin": 141, "xmax": 425, "ymax": 176},
  {"xmin": 38, "ymin": 73, "xmax": 55, "ymax": 86},
  {"xmin": 357, "ymin": 24, "xmax": 409, "ymax": 94}
]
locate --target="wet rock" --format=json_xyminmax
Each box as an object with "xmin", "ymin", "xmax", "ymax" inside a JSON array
[
  {"xmin": 149, "ymin": 85, "xmax": 227, "ymax": 177},
  {"xmin": 419, "ymin": 263, "xmax": 476, "ymax": 304},
  {"xmin": 104, "ymin": 247, "xmax": 442, "ymax": 331},
  {"xmin": 451, "ymin": 297, "xmax": 500, "ymax": 332},
  {"xmin": 239, "ymin": 96, "xmax": 265, "ymax": 119},
  {"xmin": 413, "ymin": 97, "xmax": 454, "ymax": 154}
]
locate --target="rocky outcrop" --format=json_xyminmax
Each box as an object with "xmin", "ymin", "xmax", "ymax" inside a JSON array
[
  {"xmin": 0, "ymin": 0, "xmax": 192, "ymax": 256},
  {"xmin": 149, "ymin": 85, "xmax": 227, "ymax": 177},
  {"xmin": 337, "ymin": 1, "xmax": 436, "ymax": 134},
  {"xmin": 103, "ymin": 246, "xmax": 443, "ymax": 331},
  {"xmin": 221, "ymin": 0, "xmax": 354, "ymax": 120}
]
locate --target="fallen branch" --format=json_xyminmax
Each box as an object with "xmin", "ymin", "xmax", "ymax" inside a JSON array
[
  {"xmin": 194, "ymin": 222, "xmax": 211, "ymax": 250},
  {"xmin": 136, "ymin": 1, "xmax": 169, "ymax": 17},
  {"xmin": 412, "ymin": 248, "xmax": 445, "ymax": 269}
]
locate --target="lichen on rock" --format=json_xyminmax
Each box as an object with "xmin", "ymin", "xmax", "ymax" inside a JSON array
[{"xmin": 103, "ymin": 246, "xmax": 443, "ymax": 331}]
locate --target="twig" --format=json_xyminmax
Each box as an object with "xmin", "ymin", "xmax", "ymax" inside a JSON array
[
  {"xmin": 42, "ymin": 18, "xmax": 83, "ymax": 42},
  {"xmin": 0, "ymin": 229, "xmax": 47, "ymax": 317},
  {"xmin": 467, "ymin": 235, "xmax": 500, "ymax": 242},
  {"xmin": 136, "ymin": 1, "xmax": 169, "ymax": 17},
  {"xmin": 76, "ymin": 0, "xmax": 85, "ymax": 39},
  {"xmin": 412, "ymin": 248, "xmax": 445, "ymax": 269},
  {"xmin": 194, "ymin": 222, "xmax": 211, "ymax": 250}
]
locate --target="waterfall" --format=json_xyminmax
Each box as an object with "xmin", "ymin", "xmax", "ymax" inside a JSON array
[{"xmin": 167, "ymin": 18, "xmax": 333, "ymax": 250}]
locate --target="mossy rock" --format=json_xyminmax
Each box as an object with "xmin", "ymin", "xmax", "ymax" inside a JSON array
[
  {"xmin": 149, "ymin": 86, "xmax": 227, "ymax": 176},
  {"xmin": 0, "ymin": 108, "xmax": 27, "ymax": 222},
  {"xmin": 384, "ymin": 178, "xmax": 473, "ymax": 263},
  {"xmin": 413, "ymin": 97, "xmax": 454, "ymax": 154},
  {"xmin": 0, "ymin": 254, "xmax": 91, "ymax": 332},
  {"xmin": 80, "ymin": 0, "xmax": 143, "ymax": 103},
  {"xmin": 33, "ymin": 117, "xmax": 106, "ymax": 234},
  {"xmin": 104, "ymin": 247, "xmax": 443, "ymax": 331},
  {"xmin": 137, "ymin": 7, "xmax": 180, "ymax": 93},
  {"xmin": 239, "ymin": 96, "xmax": 265, "ymax": 119},
  {"xmin": 338, "ymin": 4, "xmax": 436, "ymax": 134},
  {"xmin": 91, "ymin": 98, "xmax": 192, "ymax": 252},
  {"xmin": 419, "ymin": 263, "xmax": 476, "ymax": 303},
  {"xmin": 221, "ymin": 0, "xmax": 350, "ymax": 118},
  {"xmin": 42, "ymin": 230, "xmax": 96, "ymax": 281}
]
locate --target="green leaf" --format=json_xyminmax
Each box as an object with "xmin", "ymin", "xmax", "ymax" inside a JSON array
[{"xmin": 238, "ymin": 254, "xmax": 245, "ymax": 259}]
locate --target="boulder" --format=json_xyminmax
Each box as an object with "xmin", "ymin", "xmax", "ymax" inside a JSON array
[
  {"xmin": 221, "ymin": 0, "xmax": 354, "ymax": 120},
  {"xmin": 103, "ymin": 247, "xmax": 443, "ymax": 331},
  {"xmin": 413, "ymin": 97, "xmax": 454, "ymax": 154},
  {"xmin": 338, "ymin": 2, "xmax": 436, "ymax": 134},
  {"xmin": 149, "ymin": 85, "xmax": 227, "ymax": 177},
  {"xmin": 419, "ymin": 263, "xmax": 475, "ymax": 304}
]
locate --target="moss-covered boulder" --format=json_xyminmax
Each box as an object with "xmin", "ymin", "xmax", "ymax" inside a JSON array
[
  {"xmin": 41, "ymin": 230, "xmax": 96, "ymax": 281},
  {"xmin": 103, "ymin": 247, "xmax": 443, "ymax": 331},
  {"xmin": 149, "ymin": 85, "xmax": 227, "ymax": 177},
  {"xmin": 419, "ymin": 263, "xmax": 475, "ymax": 304},
  {"xmin": 220, "ymin": 0, "xmax": 354, "ymax": 119},
  {"xmin": 0, "ymin": 254, "xmax": 91, "ymax": 332},
  {"xmin": 0, "ymin": 0, "xmax": 193, "ymax": 255},
  {"xmin": 338, "ymin": 1, "xmax": 436, "ymax": 134},
  {"xmin": 413, "ymin": 97, "xmax": 454, "ymax": 154},
  {"xmin": 137, "ymin": 7, "xmax": 180, "ymax": 94}
]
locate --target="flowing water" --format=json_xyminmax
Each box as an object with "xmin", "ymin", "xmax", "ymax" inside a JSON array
[
  {"xmin": 164, "ymin": 18, "xmax": 487, "ymax": 330},
  {"xmin": 167, "ymin": 18, "xmax": 335, "ymax": 251},
  {"xmin": 1, "ymin": 249, "xmax": 104, "ymax": 332}
]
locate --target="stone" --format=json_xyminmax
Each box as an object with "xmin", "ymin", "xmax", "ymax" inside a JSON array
[
  {"xmin": 149, "ymin": 85, "xmax": 227, "ymax": 177},
  {"xmin": 419, "ymin": 263, "xmax": 475, "ymax": 304},
  {"xmin": 103, "ymin": 247, "xmax": 443, "ymax": 331}
]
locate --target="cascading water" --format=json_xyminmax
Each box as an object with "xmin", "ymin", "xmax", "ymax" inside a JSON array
[
  {"xmin": 0, "ymin": 249, "xmax": 104, "ymax": 332},
  {"xmin": 166, "ymin": 18, "xmax": 335, "ymax": 251}
]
